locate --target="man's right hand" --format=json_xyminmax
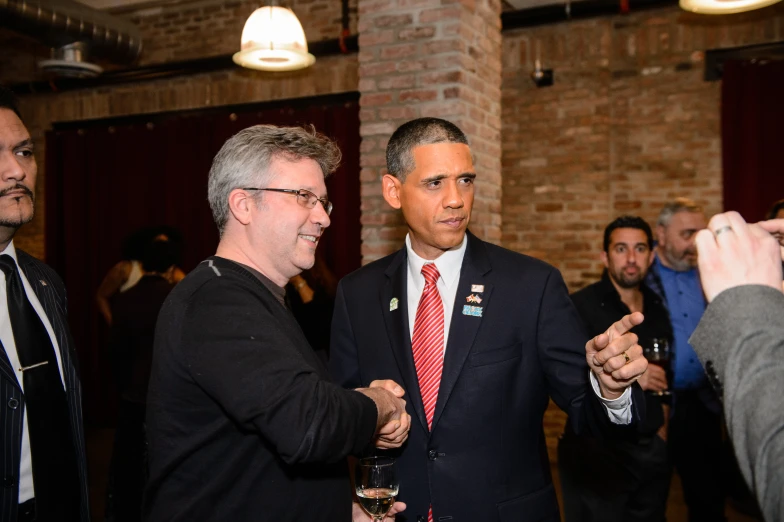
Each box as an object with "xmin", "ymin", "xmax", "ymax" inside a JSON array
[
  {"xmin": 638, "ymin": 364, "xmax": 668, "ymax": 393},
  {"xmin": 356, "ymin": 380, "xmax": 411, "ymax": 449}
]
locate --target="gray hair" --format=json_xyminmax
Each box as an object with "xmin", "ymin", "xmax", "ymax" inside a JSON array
[
  {"xmin": 386, "ymin": 117, "xmax": 469, "ymax": 182},
  {"xmin": 656, "ymin": 197, "xmax": 704, "ymax": 227},
  {"xmin": 208, "ymin": 124, "xmax": 341, "ymax": 235}
]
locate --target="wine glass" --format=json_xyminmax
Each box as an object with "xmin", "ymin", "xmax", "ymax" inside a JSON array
[
  {"xmin": 642, "ymin": 337, "xmax": 671, "ymax": 396},
  {"xmin": 355, "ymin": 457, "xmax": 399, "ymax": 521}
]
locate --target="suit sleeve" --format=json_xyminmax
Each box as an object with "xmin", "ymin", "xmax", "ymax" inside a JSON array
[
  {"xmin": 537, "ymin": 269, "xmax": 641, "ymax": 437},
  {"xmin": 691, "ymin": 285, "xmax": 784, "ymax": 522},
  {"xmin": 329, "ymin": 281, "xmax": 363, "ymax": 389},
  {"xmin": 180, "ymin": 279, "xmax": 377, "ymax": 465}
]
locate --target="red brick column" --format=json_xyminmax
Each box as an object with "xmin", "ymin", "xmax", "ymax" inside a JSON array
[{"xmin": 357, "ymin": 0, "xmax": 503, "ymax": 263}]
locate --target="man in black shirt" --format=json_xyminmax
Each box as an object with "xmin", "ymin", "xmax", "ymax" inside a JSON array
[{"xmin": 559, "ymin": 216, "xmax": 673, "ymax": 522}]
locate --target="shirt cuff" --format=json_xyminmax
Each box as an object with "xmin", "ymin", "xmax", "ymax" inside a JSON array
[{"xmin": 589, "ymin": 371, "xmax": 633, "ymax": 425}]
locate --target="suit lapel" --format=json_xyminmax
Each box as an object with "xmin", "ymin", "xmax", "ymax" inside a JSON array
[
  {"xmin": 431, "ymin": 233, "xmax": 492, "ymax": 431},
  {"xmin": 0, "ymin": 340, "xmax": 20, "ymax": 388},
  {"xmin": 380, "ymin": 249, "xmax": 430, "ymax": 434},
  {"xmin": 16, "ymin": 255, "xmax": 79, "ymax": 382}
]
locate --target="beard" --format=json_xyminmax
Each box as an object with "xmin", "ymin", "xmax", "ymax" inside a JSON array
[
  {"xmin": 611, "ymin": 267, "xmax": 646, "ymax": 289},
  {"xmin": 663, "ymin": 244, "xmax": 697, "ymax": 272},
  {"xmin": 0, "ymin": 184, "xmax": 35, "ymax": 228}
]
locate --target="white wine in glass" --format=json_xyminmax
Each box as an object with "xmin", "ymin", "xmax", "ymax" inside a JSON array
[{"xmin": 355, "ymin": 457, "xmax": 398, "ymax": 520}]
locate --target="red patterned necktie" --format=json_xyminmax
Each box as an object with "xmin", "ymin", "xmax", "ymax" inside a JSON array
[
  {"xmin": 412, "ymin": 263, "xmax": 444, "ymax": 522},
  {"xmin": 412, "ymin": 263, "xmax": 444, "ymax": 430}
]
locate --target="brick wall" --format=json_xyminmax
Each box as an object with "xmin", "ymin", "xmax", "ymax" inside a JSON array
[
  {"xmin": 357, "ymin": 0, "xmax": 503, "ymax": 263},
  {"xmin": 502, "ymin": 4, "xmax": 784, "ymax": 292}
]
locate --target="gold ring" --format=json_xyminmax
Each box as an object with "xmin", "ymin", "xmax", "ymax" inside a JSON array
[
  {"xmin": 714, "ymin": 225, "xmax": 733, "ymax": 237},
  {"xmin": 623, "ymin": 351, "xmax": 630, "ymax": 365}
]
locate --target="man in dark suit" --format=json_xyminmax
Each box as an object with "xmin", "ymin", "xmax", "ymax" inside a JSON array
[
  {"xmin": 0, "ymin": 87, "xmax": 89, "ymax": 521},
  {"xmin": 330, "ymin": 118, "xmax": 649, "ymax": 522},
  {"xmin": 144, "ymin": 124, "xmax": 410, "ymax": 521}
]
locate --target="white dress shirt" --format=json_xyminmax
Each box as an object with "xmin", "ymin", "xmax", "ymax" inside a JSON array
[
  {"xmin": 404, "ymin": 233, "xmax": 632, "ymax": 424},
  {"xmin": 0, "ymin": 241, "xmax": 66, "ymax": 502}
]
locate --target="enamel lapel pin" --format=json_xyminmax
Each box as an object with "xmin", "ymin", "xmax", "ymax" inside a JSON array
[
  {"xmin": 390, "ymin": 297, "xmax": 399, "ymax": 312},
  {"xmin": 471, "ymin": 284, "xmax": 484, "ymax": 293},
  {"xmin": 462, "ymin": 305, "xmax": 483, "ymax": 317}
]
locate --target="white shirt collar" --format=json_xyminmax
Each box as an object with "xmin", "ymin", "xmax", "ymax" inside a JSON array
[
  {"xmin": 405, "ymin": 233, "xmax": 467, "ymax": 289},
  {"xmin": 0, "ymin": 240, "xmax": 18, "ymax": 262}
]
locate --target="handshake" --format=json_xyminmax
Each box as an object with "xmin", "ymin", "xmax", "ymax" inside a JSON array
[{"xmin": 356, "ymin": 380, "xmax": 412, "ymax": 449}]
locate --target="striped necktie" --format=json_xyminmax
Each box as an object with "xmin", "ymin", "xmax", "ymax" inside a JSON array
[{"xmin": 412, "ymin": 263, "xmax": 444, "ymax": 430}]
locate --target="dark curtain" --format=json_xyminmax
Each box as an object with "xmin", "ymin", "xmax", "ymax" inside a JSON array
[
  {"xmin": 721, "ymin": 59, "xmax": 784, "ymax": 221},
  {"xmin": 44, "ymin": 93, "xmax": 361, "ymax": 424}
]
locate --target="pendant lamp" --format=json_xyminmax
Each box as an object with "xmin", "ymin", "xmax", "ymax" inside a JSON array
[
  {"xmin": 680, "ymin": 0, "xmax": 781, "ymax": 15},
  {"xmin": 233, "ymin": 5, "xmax": 315, "ymax": 72}
]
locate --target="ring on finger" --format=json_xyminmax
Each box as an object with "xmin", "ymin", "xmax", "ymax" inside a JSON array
[
  {"xmin": 622, "ymin": 351, "xmax": 630, "ymax": 365},
  {"xmin": 714, "ymin": 225, "xmax": 733, "ymax": 237}
]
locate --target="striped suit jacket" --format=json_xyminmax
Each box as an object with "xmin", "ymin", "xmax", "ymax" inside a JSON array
[{"xmin": 0, "ymin": 249, "xmax": 90, "ymax": 522}]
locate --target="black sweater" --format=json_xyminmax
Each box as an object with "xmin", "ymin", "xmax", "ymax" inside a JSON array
[{"xmin": 144, "ymin": 256, "xmax": 377, "ymax": 521}]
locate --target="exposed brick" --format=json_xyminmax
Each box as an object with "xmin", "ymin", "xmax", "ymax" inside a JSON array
[
  {"xmin": 398, "ymin": 26, "xmax": 436, "ymax": 41},
  {"xmin": 399, "ymin": 89, "xmax": 439, "ymax": 102}
]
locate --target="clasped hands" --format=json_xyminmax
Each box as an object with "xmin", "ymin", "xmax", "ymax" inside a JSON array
[{"xmin": 356, "ymin": 380, "xmax": 412, "ymax": 449}]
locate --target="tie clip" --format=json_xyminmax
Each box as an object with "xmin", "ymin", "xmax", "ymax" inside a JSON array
[{"xmin": 18, "ymin": 361, "xmax": 48, "ymax": 372}]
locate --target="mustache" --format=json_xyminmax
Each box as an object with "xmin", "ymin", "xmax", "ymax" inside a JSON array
[{"xmin": 0, "ymin": 184, "xmax": 34, "ymax": 199}]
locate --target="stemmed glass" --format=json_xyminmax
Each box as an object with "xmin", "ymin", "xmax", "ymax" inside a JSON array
[
  {"xmin": 355, "ymin": 457, "xmax": 399, "ymax": 521},
  {"xmin": 642, "ymin": 337, "xmax": 671, "ymax": 396}
]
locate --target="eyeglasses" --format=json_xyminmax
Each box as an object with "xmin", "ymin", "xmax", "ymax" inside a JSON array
[{"xmin": 242, "ymin": 187, "xmax": 333, "ymax": 216}]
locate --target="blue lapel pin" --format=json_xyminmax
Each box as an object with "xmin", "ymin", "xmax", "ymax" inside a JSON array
[{"xmin": 462, "ymin": 305, "xmax": 483, "ymax": 317}]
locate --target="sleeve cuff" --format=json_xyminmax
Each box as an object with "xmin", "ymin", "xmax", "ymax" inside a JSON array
[{"xmin": 589, "ymin": 371, "xmax": 633, "ymax": 424}]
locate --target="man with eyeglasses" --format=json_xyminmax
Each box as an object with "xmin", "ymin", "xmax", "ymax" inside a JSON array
[{"xmin": 144, "ymin": 125, "xmax": 410, "ymax": 522}]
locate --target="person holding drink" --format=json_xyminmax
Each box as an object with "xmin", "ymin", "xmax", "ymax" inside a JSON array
[
  {"xmin": 330, "ymin": 118, "xmax": 649, "ymax": 522},
  {"xmin": 559, "ymin": 216, "xmax": 673, "ymax": 522}
]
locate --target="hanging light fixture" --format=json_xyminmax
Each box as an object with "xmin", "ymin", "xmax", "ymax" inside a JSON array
[
  {"xmin": 233, "ymin": 4, "xmax": 315, "ymax": 72},
  {"xmin": 680, "ymin": 0, "xmax": 781, "ymax": 14}
]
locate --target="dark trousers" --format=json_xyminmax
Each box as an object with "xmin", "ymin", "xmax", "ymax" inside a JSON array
[
  {"xmin": 108, "ymin": 400, "xmax": 147, "ymax": 522},
  {"xmin": 558, "ymin": 433, "xmax": 670, "ymax": 522},
  {"xmin": 669, "ymin": 390, "xmax": 727, "ymax": 522}
]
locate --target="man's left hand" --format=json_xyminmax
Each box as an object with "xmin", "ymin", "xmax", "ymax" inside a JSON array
[
  {"xmin": 352, "ymin": 501, "xmax": 406, "ymax": 521},
  {"xmin": 585, "ymin": 312, "xmax": 648, "ymax": 399},
  {"xmin": 696, "ymin": 212, "xmax": 783, "ymax": 302}
]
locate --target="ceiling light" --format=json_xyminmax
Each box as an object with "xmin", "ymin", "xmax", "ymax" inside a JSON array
[
  {"xmin": 233, "ymin": 6, "xmax": 315, "ymax": 72},
  {"xmin": 680, "ymin": 0, "xmax": 781, "ymax": 15}
]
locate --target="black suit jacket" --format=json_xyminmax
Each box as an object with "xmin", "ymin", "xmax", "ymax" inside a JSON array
[
  {"xmin": 0, "ymin": 249, "xmax": 90, "ymax": 522},
  {"xmin": 330, "ymin": 233, "xmax": 643, "ymax": 522},
  {"xmin": 144, "ymin": 257, "xmax": 378, "ymax": 522}
]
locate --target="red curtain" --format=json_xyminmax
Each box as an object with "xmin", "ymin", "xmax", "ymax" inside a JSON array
[
  {"xmin": 721, "ymin": 59, "xmax": 784, "ymax": 221},
  {"xmin": 44, "ymin": 93, "xmax": 361, "ymax": 424}
]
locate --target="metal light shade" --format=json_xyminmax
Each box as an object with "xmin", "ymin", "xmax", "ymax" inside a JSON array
[
  {"xmin": 680, "ymin": 0, "xmax": 781, "ymax": 14},
  {"xmin": 233, "ymin": 6, "xmax": 315, "ymax": 72}
]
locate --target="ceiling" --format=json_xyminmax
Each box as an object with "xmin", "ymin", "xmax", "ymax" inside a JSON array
[{"xmin": 73, "ymin": 0, "xmax": 579, "ymax": 12}]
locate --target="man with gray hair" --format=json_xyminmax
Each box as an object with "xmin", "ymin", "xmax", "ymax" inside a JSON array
[
  {"xmin": 144, "ymin": 124, "xmax": 409, "ymax": 521},
  {"xmin": 646, "ymin": 197, "xmax": 726, "ymax": 521}
]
